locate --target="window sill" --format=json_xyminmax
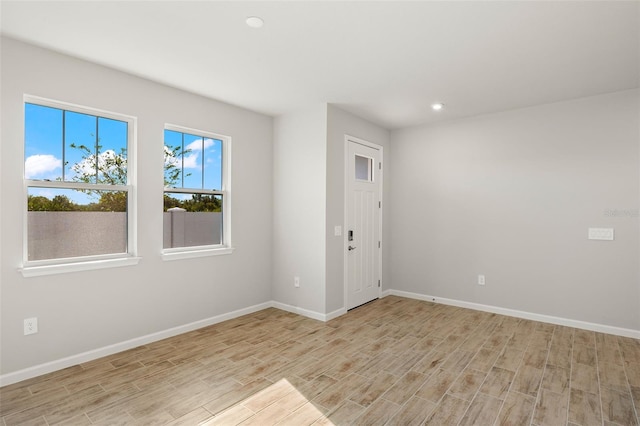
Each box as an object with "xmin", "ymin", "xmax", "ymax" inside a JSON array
[
  {"xmin": 20, "ymin": 256, "xmax": 142, "ymax": 278},
  {"xmin": 162, "ymin": 247, "xmax": 234, "ymax": 261}
]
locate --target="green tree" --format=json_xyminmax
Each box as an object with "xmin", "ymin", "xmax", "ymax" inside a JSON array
[
  {"xmin": 49, "ymin": 195, "xmax": 77, "ymax": 211},
  {"xmin": 184, "ymin": 194, "xmax": 222, "ymax": 212},
  {"xmin": 28, "ymin": 195, "xmax": 52, "ymax": 211},
  {"xmin": 93, "ymin": 191, "xmax": 127, "ymax": 212},
  {"xmin": 164, "ymin": 194, "xmax": 182, "ymax": 211},
  {"xmin": 71, "ymin": 141, "xmax": 187, "ymax": 187},
  {"xmin": 70, "ymin": 142, "xmax": 128, "ymax": 187},
  {"xmin": 67, "ymin": 138, "xmax": 188, "ymax": 212},
  {"xmin": 29, "ymin": 194, "xmax": 85, "ymax": 211},
  {"xmin": 163, "ymin": 194, "xmax": 221, "ymax": 212},
  {"xmin": 68, "ymin": 141, "xmax": 127, "ymax": 212},
  {"xmin": 163, "ymin": 145, "xmax": 185, "ymax": 187}
]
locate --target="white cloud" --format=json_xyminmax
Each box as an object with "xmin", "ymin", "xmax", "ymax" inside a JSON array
[
  {"xmin": 70, "ymin": 150, "xmax": 125, "ymax": 177},
  {"xmin": 165, "ymin": 140, "xmax": 216, "ymax": 170},
  {"xmin": 165, "ymin": 145, "xmax": 199, "ymax": 169},
  {"xmin": 164, "ymin": 145, "xmax": 180, "ymax": 167},
  {"xmin": 185, "ymin": 138, "xmax": 215, "ymax": 152},
  {"xmin": 183, "ymin": 153, "xmax": 200, "ymax": 169},
  {"xmin": 25, "ymin": 154, "xmax": 61, "ymax": 179}
]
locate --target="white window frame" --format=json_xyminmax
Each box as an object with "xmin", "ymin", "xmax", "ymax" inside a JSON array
[
  {"xmin": 161, "ymin": 123, "xmax": 233, "ymax": 261},
  {"xmin": 20, "ymin": 95, "xmax": 139, "ymax": 277}
]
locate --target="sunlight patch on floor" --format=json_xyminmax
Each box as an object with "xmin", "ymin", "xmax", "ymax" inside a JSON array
[{"xmin": 200, "ymin": 378, "xmax": 331, "ymax": 425}]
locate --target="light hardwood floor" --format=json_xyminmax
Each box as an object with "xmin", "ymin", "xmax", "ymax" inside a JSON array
[{"xmin": 1, "ymin": 296, "xmax": 639, "ymax": 425}]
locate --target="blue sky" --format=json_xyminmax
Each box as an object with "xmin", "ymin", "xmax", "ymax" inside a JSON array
[
  {"xmin": 164, "ymin": 129, "xmax": 222, "ymax": 191},
  {"xmin": 25, "ymin": 103, "xmax": 127, "ymax": 182},
  {"xmin": 25, "ymin": 103, "xmax": 222, "ymax": 204}
]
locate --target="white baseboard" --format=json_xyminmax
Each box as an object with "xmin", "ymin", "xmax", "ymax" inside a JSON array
[
  {"xmin": 0, "ymin": 299, "xmax": 349, "ymax": 387},
  {"xmin": 326, "ymin": 307, "xmax": 347, "ymax": 321},
  {"xmin": 387, "ymin": 289, "xmax": 640, "ymax": 339},
  {"xmin": 8, "ymin": 290, "xmax": 634, "ymax": 388},
  {"xmin": 0, "ymin": 301, "xmax": 272, "ymax": 387},
  {"xmin": 271, "ymin": 301, "xmax": 328, "ymax": 322}
]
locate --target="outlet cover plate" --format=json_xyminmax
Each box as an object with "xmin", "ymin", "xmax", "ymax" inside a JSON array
[
  {"xmin": 24, "ymin": 317, "xmax": 38, "ymax": 335},
  {"xmin": 588, "ymin": 228, "xmax": 614, "ymax": 241}
]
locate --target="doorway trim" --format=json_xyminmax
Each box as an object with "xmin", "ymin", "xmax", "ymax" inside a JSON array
[{"xmin": 343, "ymin": 134, "xmax": 384, "ymax": 311}]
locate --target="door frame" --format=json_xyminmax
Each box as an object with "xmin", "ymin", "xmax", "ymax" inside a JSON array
[{"xmin": 343, "ymin": 134, "xmax": 384, "ymax": 310}]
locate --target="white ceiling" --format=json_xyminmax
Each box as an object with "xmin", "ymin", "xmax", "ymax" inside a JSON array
[{"xmin": 1, "ymin": 1, "xmax": 638, "ymax": 130}]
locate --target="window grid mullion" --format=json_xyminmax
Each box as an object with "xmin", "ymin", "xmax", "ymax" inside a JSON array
[
  {"xmin": 163, "ymin": 188, "xmax": 224, "ymax": 196},
  {"xmin": 62, "ymin": 110, "xmax": 66, "ymax": 182},
  {"xmin": 181, "ymin": 132, "xmax": 185, "ymax": 188},
  {"xmin": 26, "ymin": 180, "xmax": 129, "ymax": 192},
  {"xmin": 201, "ymin": 136, "xmax": 204, "ymax": 190},
  {"xmin": 94, "ymin": 116, "xmax": 99, "ymax": 184}
]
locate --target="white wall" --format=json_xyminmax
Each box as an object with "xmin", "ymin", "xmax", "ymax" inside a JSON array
[
  {"xmin": 272, "ymin": 106, "xmax": 327, "ymax": 316},
  {"xmin": 390, "ymin": 90, "xmax": 640, "ymax": 331},
  {"xmin": 3, "ymin": 36, "xmax": 638, "ymax": 384},
  {"xmin": 272, "ymin": 105, "xmax": 390, "ymax": 317},
  {"xmin": 0, "ymin": 37, "xmax": 274, "ymax": 375},
  {"xmin": 325, "ymin": 105, "xmax": 390, "ymax": 313}
]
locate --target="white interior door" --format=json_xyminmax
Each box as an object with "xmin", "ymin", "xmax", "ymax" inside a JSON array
[{"xmin": 346, "ymin": 138, "xmax": 382, "ymax": 310}]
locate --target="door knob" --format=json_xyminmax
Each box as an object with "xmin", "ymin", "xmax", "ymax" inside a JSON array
[{"xmin": 348, "ymin": 246, "xmax": 357, "ymax": 251}]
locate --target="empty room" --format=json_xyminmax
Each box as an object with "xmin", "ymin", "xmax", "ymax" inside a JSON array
[{"xmin": 1, "ymin": 1, "xmax": 639, "ymax": 425}]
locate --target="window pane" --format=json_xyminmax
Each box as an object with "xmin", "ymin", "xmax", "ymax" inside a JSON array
[
  {"xmin": 24, "ymin": 103, "xmax": 63, "ymax": 181},
  {"xmin": 164, "ymin": 129, "xmax": 183, "ymax": 188},
  {"xmin": 163, "ymin": 192, "xmax": 222, "ymax": 248},
  {"xmin": 355, "ymin": 155, "xmax": 372, "ymax": 181},
  {"xmin": 24, "ymin": 100, "xmax": 133, "ymax": 265},
  {"xmin": 203, "ymin": 138, "xmax": 223, "ymax": 190},
  {"xmin": 97, "ymin": 117, "xmax": 128, "ymax": 185},
  {"xmin": 183, "ymin": 133, "xmax": 203, "ymax": 189},
  {"xmin": 27, "ymin": 187, "xmax": 127, "ymax": 261},
  {"xmin": 65, "ymin": 111, "xmax": 98, "ymax": 183}
]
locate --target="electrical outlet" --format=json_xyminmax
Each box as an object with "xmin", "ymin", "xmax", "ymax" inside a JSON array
[
  {"xmin": 24, "ymin": 317, "xmax": 38, "ymax": 335},
  {"xmin": 588, "ymin": 228, "xmax": 614, "ymax": 240},
  {"xmin": 294, "ymin": 276, "xmax": 300, "ymax": 288},
  {"xmin": 478, "ymin": 275, "xmax": 485, "ymax": 286}
]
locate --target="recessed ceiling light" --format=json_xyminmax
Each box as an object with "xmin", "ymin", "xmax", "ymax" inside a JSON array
[
  {"xmin": 246, "ymin": 16, "xmax": 264, "ymax": 28},
  {"xmin": 431, "ymin": 103, "xmax": 444, "ymax": 111}
]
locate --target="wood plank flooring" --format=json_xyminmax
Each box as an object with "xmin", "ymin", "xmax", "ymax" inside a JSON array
[{"xmin": 1, "ymin": 296, "xmax": 639, "ymax": 425}]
